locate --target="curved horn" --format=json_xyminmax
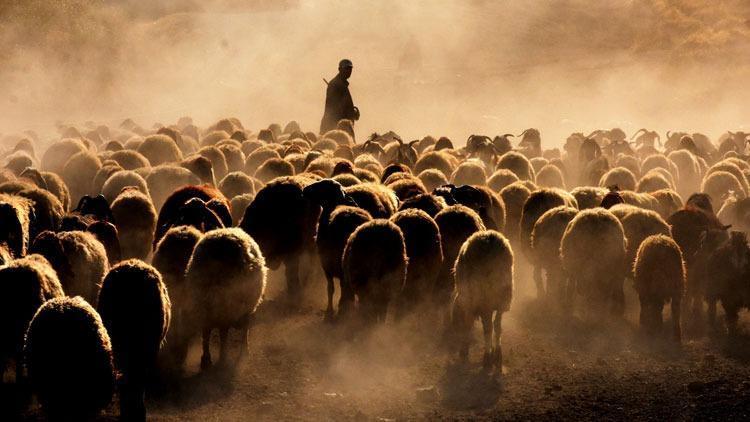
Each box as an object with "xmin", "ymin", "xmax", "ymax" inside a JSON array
[
  {"xmin": 501, "ymin": 133, "xmax": 514, "ymax": 138},
  {"xmin": 666, "ymin": 131, "xmax": 672, "ymax": 140},
  {"xmin": 517, "ymin": 129, "xmax": 530, "ymax": 137},
  {"xmin": 586, "ymin": 129, "xmax": 601, "ymax": 138},
  {"xmin": 408, "ymin": 140, "xmax": 419, "ymax": 148},
  {"xmin": 630, "ymin": 128, "xmax": 646, "ymax": 140}
]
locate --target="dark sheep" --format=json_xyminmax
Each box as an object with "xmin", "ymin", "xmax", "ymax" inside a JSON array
[
  {"xmin": 24, "ymin": 296, "xmax": 115, "ymax": 420},
  {"xmin": 530, "ymin": 206, "xmax": 578, "ymax": 305},
  {"xmin": 145, "ymin": 165, "xmax": 201, "ymax": 211},
  {"xmin": 398, "ymin": 193, "xmax": 447, "ymax": 218},
  {"xmin": 0, "ymin": 193, "xmax": 32, "ymax": 258},
  {"xmin": 0, "ymin": 255, "xmax": 63, "ymax": 382},
  {"xmin": 633, "ymin": 234, "xmax": 685, "ymax": 342},
  {"xmin": 344, "ymin": 183, "xmax": 399, "ymax": 219},
  {"xmin": 87, "ymin": 220, "xmax": 122, "ymax": 264},
  {"xmin": 342, "ymin": 219, "xmax": 407, "ymax": 323},
  {"xmin": 391, "ymin": 209, "xmax": 443, "ymax": 313},
  {"xmin": 97, "ymin": 259, "xmax": 170, "ymax": 421},
  {"xmin": 154, "ymin": 184, "xmax": 228, "ymax": 247},
  {"xmin": 705, "ymin": 231, "xmax": 750, "ymax": 337},
  {"xmin": 111, "ymin": 188, "xmax": 158, "ymax": 260}
]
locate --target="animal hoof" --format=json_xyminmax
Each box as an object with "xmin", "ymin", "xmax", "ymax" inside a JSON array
[{"xmin": 200, "ymin": 355, "xmax": 212, "ymax": 370}]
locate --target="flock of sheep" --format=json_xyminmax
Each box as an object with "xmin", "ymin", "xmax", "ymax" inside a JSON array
[{"xmin": 1, "ymin": 118, "xmax": 749, "ymax": 420}]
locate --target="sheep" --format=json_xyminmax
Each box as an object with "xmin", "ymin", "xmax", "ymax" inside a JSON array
[
  {"xmin": 97, "ymin": 259, "xmax": 170, "ymax": 421},
  {"xmin": 0, "ymin": 193, "xmax": 32, "ymax": 258},
  {"xmin": 418, "ymin": 169, "xmax": 449, "ymax": 192},
  {"xmin": 529, "ymin": 157, "xmax": 548, "ymax": 174},
  {"xmin": 16, "ymin": 186, "xmax": 65, "ymax": 236},
  {"xmin": 137, "ymin": 134, "xmax": 183, "ymax": 166},
  {"xmin": 704, "ymin": 231, "xmax": 750, "ymax": 337},
  {"xmin": 24, "ymin": 296, "xmax": 115, "ymax": 420},
  {"xmin": 0, "ymin": 255, "xmax": 63, "ymax": 383},
  {"xmin": 185, "ymin": 228, "xmax": 267, "ymax": 369},
  {"xmin": 499, "ymin": 182, "xmax": 532, "ymax": 242},
  {"xmin": 706, "ymin": 160, "xmax": 750, "ymax": 194},
  {"xmin": 570, "ymin": 186, "xmax": 607, "ymax": 210},
  {"xmin": 633, "ymin": 234, "xmax": 685, "ymax": 342},
  {"xmin": 41, "ymin": 171, "xmax": 71, "ymax": 211},
  {"xmin": 255, "ymin": 157, "xmax": 296, "ymax": 183},
  {"xmin": 332, "ymin": 173, "xmax": 361, "ymax": 187},
  {"xmin": 344, "ymin": 183, "xmax": 399, "ymax": 219},
  {"xmin": 219, "ymin": 171, "xmax": 256, "ymax": 200},
  {"xmin": 153, "ymin": 225, "xmax": 202, "ymax": 369},
  {"xmin": 30, "ymin": 230, "xmax": 109, "ymax": 304},
  {"xmin": 145, "ymin": 165, "xmax": 201, "ymax": 211},
  {"xmin": 451, "ymin": 161, "xmax": 487, "ymax": 186},
  {"xmin": 87, "ymin": 220, "xmax": 122, "ymax": 264},
  {"xmin": 561, "ymin": 208, "xmax": 627, "ymax": 316},
  {"xmin": 487, "ymin": 169, "xmax": 520, "ymax": 193},
  {"xmin": 668, "ymin": 150, "xmax": 701, "ymax": 199},
  {"xmin": 240, "ymin": 175, "xmax": 320, "ymax": 305},
  {"xmin": 434, "ymin": 205, "xmax": 486, "ymax": 309},
  {"xmin": 354, "ymin": 167, "xmax": 379, "ymax": 183},
  {"xmin": 93, "ymin": 163, "xmax": 123, "ymax": 195},
  {"xmin": 535, "ymin": 164, "xmax": 566, "ymax": 189},
  {"xmin": 110, "ymin": 188, "xmax": 157, "ymax": 261},
  {"xmin": 230, "ymin": 193, "xmax": 254, "ymax": 226},
  {"xmin": 41, "ymin": 138, "xmax": 86, "ymax": 174},
  {"xmin": 617, "ymin": 208, "xmax": 671, "ymax": 275},
  {"xmin": 452, "ymin": 230, "xmax": 513, "ymax": 370},
  {"xmin": 4, "ymin": 151, "xmax": 35, "ymax": 176},
  {"xmin": 520, "ymin": 188, "xmax": 576, "ymax": 297},
  {"xmin": 701, "ymin": 170, "xmax": 745, "ymax": 207},
  {"xmin": 109, "ymin": 149, "xmax": 151, "ymax": 170},
  {"xmin": 154, "ymin": 184, "xmax": 228, "ymax": 246},
  {"xmin": 530, "ymin": 206, "xmax": 578, "ymax": 304},
  {"xmin": 620, "ymin": 190, "xmax": 659, "ymax": 211},
  {"xmin": 217, "ymin": 143, "xmax": 245, "ymax": 173},
  {"xmin": 381, "ymin": 163, "xmax": 411, "ymax": 183},
  {"xmin": 414, "ymin": 151, "xmax": 456, "ymax": 179},
  {"xmin": 101, "ymin": 170, "xmax": 150, "ymax": 203},
  {"xmin": 636, "ymin": 170, "xmax": 673, "ymax": 193},
  {"xmin": 342, "ymin": 219, "xmax": 407, "ymax": 323},
  {"xmin": 398, "ymin": 193, "xmax": 447, "ymax": 218},
  {"xmin": 650, "ymin": 189, "xmax": 684, "ymax": 220},
  {"xmin": 198, "ymin": 146, "xmax": 229, "ymax": 181},
  {"xmin": 391, "ymin": 209, "xmax": 443, "ymax": 314},
  {"xmin": 388, "ymin": 177, "xmax": 427, "ymax": 201},
  {"xmin": 244, "ymin": 147, "xmax": 281, "ymax": 175},
  {"xmin": 59, "ymin": 152, "xmax": 101, "ymax": 200},
  {"xmin": 497, "ymin": 151, "xmax": 535, "ymax": 181},
  {"xmin": 599, "ymin": 166, "xmax": 637, "ymax": 191}
]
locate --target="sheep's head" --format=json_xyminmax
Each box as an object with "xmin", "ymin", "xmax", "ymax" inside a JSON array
[
  {"xmin": 686, "ymin": 193, "xmax": 714, "ymax": 215},
  {"xmin": 75, "ymin": 194, "xmax": 113, "ymax": 222},
  {"xmin": 19, "ymin": 167, "xmax": 48, "ymax": 191},
  {"xmin": 493, "ymin": 134, "xmax": 514, "ymax": 155},
  {"xmin": 631, "ymin": 128, "xmax": 661, "ymax": 148},
  {"xmin": 173, "ymin": 198, "xmax": 224, "ymax": 233}
]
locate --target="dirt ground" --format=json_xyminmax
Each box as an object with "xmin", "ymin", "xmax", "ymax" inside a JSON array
[{"xmin": 6, "ymin": 260, "xmax": 750, "ymax": 421}]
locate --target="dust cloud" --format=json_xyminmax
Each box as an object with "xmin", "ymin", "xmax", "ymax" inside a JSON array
[{"xmin": 0, "ymin": 0, "xmax": 748, "ymax": 145}]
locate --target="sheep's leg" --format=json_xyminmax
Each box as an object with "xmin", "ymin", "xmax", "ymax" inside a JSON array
[
  {"xmin": 200, "ymin": 327, "xmax": 212, "ymax": 370},
  {"xmin": 218, "ymin": 327, "xmax": 229, "ymax": 366},
  {"xmin": 707, "ymin": 298, "xmax": 717, "ymax": 329},
  {"xmin": 493, "ymin": 311, "xmax": 503, "ymax": 370},
  {"xmin": 671, "ymin": 298, "xmax": 682, "ymax": 343},
  {"xmin": 611, "ymin": 277, "xmax": 626, "ymax": 317},
  {"xmin": 324, "ymin": 272, "xmax": 335, "ymax": 322},
  {"xmin": 119, "ymin": 377, "xmax": 146, "ymax": 422},
  {"xmin": 338, "ymin": 279, "xmax": 355, "ymax": 317},
  {"xmin": 238, "ymin": 315, "xmax": 253, "ymax": 363},
  {"xmin": 452, "ymin": 303, "xmax": 470, "ymax": 362},
  {"xmin": 725, "ymin": 303, "xmax": 740, "ymax": 338},
  {"xmin": 480, "ymin": 313, "xmax": 493, "ymax": 369},
  {"xmin": 285, "ymin": 256, "xmax": 302, "ymax": 307},
  {"xmin": 533, "ymin": 266, "xmax": 544, "ymax": 299},
  {"xmin": 638, "ymin": 299, "xmax": 648, "ymax": 333}
]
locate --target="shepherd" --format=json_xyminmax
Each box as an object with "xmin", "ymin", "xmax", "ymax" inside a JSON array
[{"xmin": 320, "ymin": 59, "xmax": 359, "ymax": 134}]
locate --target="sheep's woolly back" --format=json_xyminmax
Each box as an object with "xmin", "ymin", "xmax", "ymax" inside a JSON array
[
  {"xmin": 239, "ymin": 175, "xmax": 318, "ymax": 268},
  {"xmin": 17, "ymin": 187, "xmax": 65, "ymax": 234},
  {"xmin": 706, "ymin": 161, "xmax": 750, "ymax": 196},
  {"xmin": 633, "ymin": 234, "xmax": 685, "ymax": 301},
  {"xmin": 198, "ymin": 146, "xmax": 229, "ymax": 180},
  {"xmin": 487, "ymin": 168, "xmax": 520, "ymax": 193},
  {"xmin": 417, "ymin": 169, "xmax": 449, "ymax": 192},
  {"xmin": 531, "ymin": 206, "xmax": 578, "ymax": 267},
  {"xmin": 109, "ymin": 150, "xmax": 150, "ymax": 170},
  {"xmin": 41, "ymin": 139, "xmax": 86, "ymax": 174},
  {"xmin": 620, "ymin": 190, "xmax": 659, "ymax": 211},
  {"xmin": 146, "ymin": 165, "xmax": 201, "ymax": 211},
  {"xmin": 434, "ymin": 204, "xmax": 486, "ymax": 261},
  {"xmin": 0, "ymin": 255, "xmax": 63, "ymax": 363},
  {"xmin": 61, "ymin": 151, "xmax": 101, "ymax": 204},
  {"xmin": 342, "ymin": 219, "xmax": 407, "ymax": 298},
  {"xmin": 111, "ymin": 189, "xmax": 157, "ymax": 260},
  {"xmin": 41, "ymin": 171, "xmax": 71, "ymax": 211},
  {"xmin": 561, "ymin": 208, "xmax": 626, "ymax": 283},
  {"xmin": 499, "ymin": 182, "xmax": 532, "ymax": 240},
  {"xmin": 619, "ymin": 208, "xmax": 671, "ymax": 266},
  {"xmin": 255, "ymin": 157, "xmax": 295, "ymax": 183},
  {"xmin": 344, "ymin": 183, "xmax": 399, "ymax": 219},
  {"xmin": 318, "ymin": 206, "xmax": 372, "ymax": 279},
  {"xmin": 391, "ymin": 208, "xmax": 443, "ymax": 265},
  {"xmin": 31, "ymin": 230, "xmax": 109, "ymax": 305},
  {"xmin": 637, "ymin": 170, "xmax": 673, "ymax": 193},
  {"xmin": 641, "ymin": 154, "xmax": 672, "ymax": 175},
  {"xmin": 414, "ymin": 151, "xmax": 456, "ymax": 179},
  {"xmin": 97, "ymin": 259, "xmax": 171, "ymax": 373},
  {"xmin": 155, "ymin": 184, "xmax": 228, "ymax": 245},
  {"xmin": 186, "ymin": 228, "xmax": 268, "ymax": 324},
  {"xmin": 497, "ymin": 151, "xmax": 535, "ymax": 181},
  {"xmin": 398, "ymin": 193, "xmax": 447, "ymax": 218},
  {"xmin": 219, "ymin": 171, "xmax": 255, "ymax": 200},
  {"xmin": 138, "ymin": 134, "xmax": 183, "ymax": 166},
  {"xmin": 153, "ymin": 225, "xmax": 202, "ymax": 293},
  {"xmin": 24, "ymin": 296, "xmax": 115, "ymax": 418},
  {"xmin": 535, "ymin": 164, "xmax": 566, "ymax": 189},
  {"xmin": 388, "ymin": 177, "xmax": 427, "ymax": 201},
  {"xmin": 570, "ymin": 186, "xmax": 607, "ymax": 210},
  {"xmin": 702, "ymin": 170, "xmax": 745, "ymax": 206},
  {"xmin": 599, "ymin": 166, "xmax": 637, "ymax": 191},
  {"xmin": 0, "ymin": 193, "xmax": 32, "ymax": 257},
  {"xmin": 454, "ymin": 230, "xmax": 513, "ymax": 313},
  {"xmin": 520, "ymin": 188, "xmax": 571, "ymax": 255},
  {"xmin": 650, "ymin": 189, "xmax": 683, "ymax": 219},
  {"xmin": 451, "ymin": 161, "xmax": 487, "ymax": 186},
  {"xmin": 615, "ymin": 155, "xmax": 641, "ymax": 179},
  {"xmin": 101, "ymin": 170, "xmax": 150, "ymax": 203}
]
